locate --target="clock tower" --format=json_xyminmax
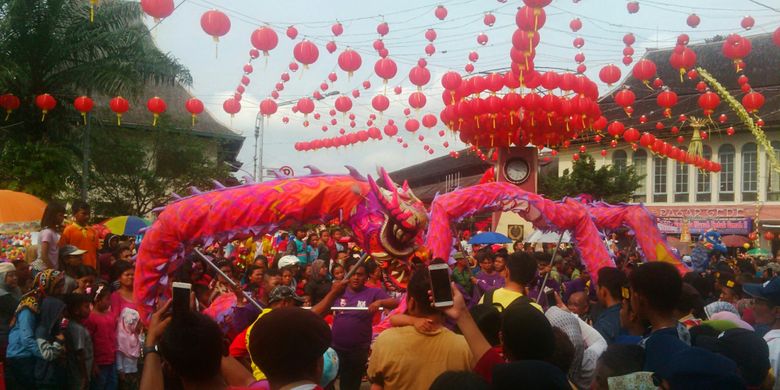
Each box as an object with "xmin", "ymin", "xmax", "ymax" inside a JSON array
[{"xmin": 496, "ymin": 146, "xmax": 538, "ymax": 193}]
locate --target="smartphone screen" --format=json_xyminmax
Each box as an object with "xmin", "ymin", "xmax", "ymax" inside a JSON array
[
  {"xmin": 172, "ymin": 282, "xmax": 192, "ymax": 316},
  {"xmin": 429, "ymin": 265, "xmax": 453, "ymax": 307}
]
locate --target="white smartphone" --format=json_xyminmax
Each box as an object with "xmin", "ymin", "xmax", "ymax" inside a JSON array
[{"xmin": 428, "ymin": 263, "xmax": 454, "ymax": 307}]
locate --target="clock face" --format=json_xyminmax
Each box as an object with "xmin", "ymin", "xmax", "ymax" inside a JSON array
[{"xmin": 505, "ymin": 158, "xmax": 530, "ymax": 184}]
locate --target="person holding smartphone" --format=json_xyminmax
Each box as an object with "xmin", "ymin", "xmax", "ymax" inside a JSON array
[{"xmin": 311, "ymin": 257, "xmax": 398, "ymax": 390}]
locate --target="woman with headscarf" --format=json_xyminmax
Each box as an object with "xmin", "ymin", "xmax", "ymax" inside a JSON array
[
  {"xmin": 116, "ymin": 307, "xmax": 141, "ymax": 390},
  {"xmin": 545, "ymin": 306, "xmax": 586, "ymax": 388},
  {"xmin": 0, "ymin": 262, "xmax": 22, "ymax": 361},
  {"xmin": 5, "ymin": 269, "xmax": 66, "ymax": 389}
]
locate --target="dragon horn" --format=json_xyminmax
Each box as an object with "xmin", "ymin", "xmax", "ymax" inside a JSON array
[
  {"xmin": 379, "ymin": 167, "xmax": 397, "ymax": 193},
  {"xmin": 304, "ymin": 165, "xmax": 324, "ymax": 175},
  {"xmin": 170, "ymin": 192, "xmax": 182, "ymax": 200},
  {"xmin": 402, "ymin": 180, "xmax": 410, "ymax": 192},
  {"xmin": 189, "ymin": 186, "xmax": 202, "ymax": 195},
  {"xmin": 345, "ymin": 165, "xmax": 366, "ymax": 181},
  {"xmin": 272, "ymin": 169, "xmax": 286, "ymax": 179},
  {"xmin": 242, "ymin": 175, "xmax": 255, "ymax": 184},
  {"xmin": 367, "ymin": 175, "xmax": 382, "ymax": 198},
  {"xmin": 211, "ymin": 180, "xmax": 226, "ymax": 189}
]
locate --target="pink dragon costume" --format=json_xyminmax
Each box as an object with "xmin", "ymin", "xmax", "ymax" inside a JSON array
[
  {"xmin": 134, "ymin": 167, "xmax": 428, "ymax": 320},
  {"xmin": 135, "ymin": 168, "xmax": 685, "ymax": 320}
]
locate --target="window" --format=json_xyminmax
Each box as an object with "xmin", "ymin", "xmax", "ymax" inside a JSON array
[
  {"xmin": 742, "ymin": 143, "xmax": 758, "ymax": 201},
  {"xmin": 769, "ymin": 142, "xmax": 780, "ymax": 201},
  {"xmin": 719, "ymin": 144, "xmax": 735, "ymax": 201},
  {"xmin": 632, "ymin": 150, "xmax": 647, "ymax": 203},
  {"xmin": 653, "ymin": 156, "xmax": 668, "ymax": 203},
  {"xmin": 674, "ymin": 147, "xmax": 689, "ymax": 202},
  {"xmin": 696, "ymin": 145, "xmax": 712, "ymax": 202},
  {"xmin": 612, "ymin": 150, "xmax": 627, "ymax": 173}
]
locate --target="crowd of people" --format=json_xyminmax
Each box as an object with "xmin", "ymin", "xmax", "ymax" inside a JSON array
[{"xmin": 0, "ymin": 199, "xmax": 778, "ymax": 389}]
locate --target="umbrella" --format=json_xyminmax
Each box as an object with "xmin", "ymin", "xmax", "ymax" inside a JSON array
[
  {"xmin": 746, "ymin": 248, "xmax": 772, "ymax": 258},
  {"xmin": 721, "ymin": 235, "xmax": 751, "ymax": 248},
  {"xmin": 103, "ymin": 216, "xmax": 150, "ymax": 236},
  {"xmin": 524, "ymin": 230, "xmax": 572, "ymax": 244},
  {"xmin": 0, "ymin": 190, "xmax": 46, "ymax": 224},
  {"xmin": 468, "ymin": 231, "xmax": 512, "ymax": 245}
]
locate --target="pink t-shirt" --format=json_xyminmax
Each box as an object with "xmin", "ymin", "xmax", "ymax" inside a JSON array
[
  {"xmin": 110, "ymin": 291, "xmax": 137, "ymax": 320},
  {"xmin": 84, "ymin": 310, "xmax": 117, "ymax": 365}
]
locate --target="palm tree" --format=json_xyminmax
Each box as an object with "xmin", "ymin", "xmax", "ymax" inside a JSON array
[{"xmin": 0, "ymin": 0, "xmax": 192, "ymax": 198}]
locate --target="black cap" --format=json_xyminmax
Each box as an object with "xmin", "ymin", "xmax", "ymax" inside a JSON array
[
  {"xmin": 696, "ymin": 328, "xmax": 770, "ymax": 387},
  {"xmin": 743, "ymin": 278, "xmax": 780, "ymax": 306}
]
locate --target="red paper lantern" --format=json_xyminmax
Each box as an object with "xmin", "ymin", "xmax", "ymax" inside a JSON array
[
  {"xmin": 371, "ymin": 94, "xmax": 390, "ymax": 113},
  {"xmin": 334, "ymin": 96, "xmax": 352, "ymax": 113},
  {"xmin": 741, "ymin": 16, "xmax": 755, "ymax": 30},
  {"xmin": 614, "ymin": 87, "xmax": 635, "ymax": 116},
  {"xmin": 687, "ymin": 13, "xmax": 700, "ymax": 28},
  {"xmin": 627, "ymin": 1, "xmax": 639, "ymax": 13},
  {"xmin": 623, "ymin": 127, "xmax": 640, "ymax": 143},
  {"xmin": 259, "ymin": 98, "xmax": 278, "ymax": 117},
  {"xmin": 337, "ymin": 49, "xmax": 362, "ymax": 77},
  {"xmin": 185, "ymin": 97, "xmax": 204, "ymax": 126},
  {"xmin": 35, "ymin": 93, "xmax": 56, "ymax": 121},
  {"xmin": 669, "ymin": 46, "xmax": 697, "ymax": 79},
  {"xmin": 222, "ymin": 98, "xmax": 241, "ymax": 119},
  {"xmin": 147, "ymin": 96, "xmax": 167, "ymax": 126},
  {"xmin": 572, "ymin": 153, "xmax": 580, "ymax": 162},
  {"xmin": 765, "ymin": 231, "xmax": 776, "ymax": 241},
  {"xmin": 639, "ymin": 132, "xmax": 655, "ymax": 147},
  {"xmin": 570, "ymin": 18, "xmax": 582, "ymax": 32},
  {"xmin": 374, "ymin": 58, "xmax": 398, "ymax": 82},
  {"xmin": 108, "ymin": 96, "xmax": 130, "ymax": 125},
  {"xmin": 0, "ymin": 94, "xmax": 19, "ymax": 120},
  {"xmin": 484, "ymin": 13, "xmax": 496, "ymax": 27},
  {"xmin": 200, "ymin": 10, "xmax": 230, "ymax": 43},
  {"xmin": 425, "ymin": 29, "xmax": 437, "ymax": 42},
  {"xmin": 250, "ymin": 27, "xmax": 278, "ymax": 56},
  {"xmin": 742, "ymin": 91, "xmax": 765, "ymax": 114},
  {"xmin": 408, "ymin": 92, "xmax": 427, "ymax": 110},
  {"xmin": 599, "ymin": 64, "xmax": 621, "ymax": 86},
  {"xmin": 422, "ymin": 114, "xmax": 437, "ymax": 129},
  {"xmin": 698, "ymin": 91, "xmax": 720, "ymax": 116},
  {"xmin": 332, "ymin": 22, "xmax": 343, "ymax": 36},
  {"xmin": 722, "ymin": 34, "xmax": 752, "ymax": 72},
  {"xmin": 405, "ymin": 118, "xmax": 420, "ymax": 132},
  {"xmin": 297, "ymin": 98, "xmax": 315, "ymax": 115},
  {"xmin": 325, "ymin": 41, "xmax": 337, "ymax": 54},
  {"xmin": 293, "ymin": 40, "xmax": 319, "ymax": 68},
  {"xmin": 73, "ymin": 96, "xmax": 93, "ymax": 124},
  {"xmin": 141, "ymin": 0, "xmax": 174, "ymax": 21},
  {"xmin": 377, "ymin": 22, "xmax": 389, "ymax": 36},
  {"xmin": 516, "ymin": 6, "xmax": 546, "ymax": 31},
  {"xmin": 442, "ymin": 71, "xmax": 463, "ymax": 91},
  {"xmin": 465, "ymin": 63, "xmax": 475, "ymax": 74},
  {"xmin": 573, "ymin": 37, "xmax": 585, "ymax": 49},
  {"xmin": 409, "ymin": 65, "xmax": 431, "ymax": 88},
  {"xmin": 632, "ymin": 59, "xmax": 657, "ymax": 85},
  {"xmin": 657, "ymin": 88, "xmax": 678, "ymax": 117},
  {"xmin": 607, "ymin": 121, "xmax": 625, "ymax": 138},
  {"xmin": 434, "ymin": 5, "xmax": 448, "ymax": 20},
  {"xmin": 477, "ymin": 33, "xmax": 488, "ymax": 45},
  {"xmin": 774, "ymin": 27, "xmax": 780, "ymax": 47}
]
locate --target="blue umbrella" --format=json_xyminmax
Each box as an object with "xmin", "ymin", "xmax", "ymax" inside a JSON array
[{"xmin": 468, "ymin": 231, "xmax": 512, "ymax": 245}]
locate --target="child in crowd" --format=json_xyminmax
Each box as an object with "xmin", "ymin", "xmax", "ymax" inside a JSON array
[
  {"xmin": 64, "ymin": 293, "xmax": 94, "ymax": 390},
  {"xmin": 116, "ymin": 307, "xmax": 141, "ymax": 390},
  {"xmin": 85, "ymin": 283, "xmax": 118, "ymax": 390}
]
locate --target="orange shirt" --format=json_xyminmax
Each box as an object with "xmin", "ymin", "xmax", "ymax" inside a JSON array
[{"xmin": 59, "ymin": 223, "xmax": 99, "ymax": 269}]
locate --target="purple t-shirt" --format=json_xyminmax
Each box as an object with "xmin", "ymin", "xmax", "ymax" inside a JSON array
[
  {"xmin": 331, "ymin": 286, "xmax": 388, "ymax": 350},
  {"xmin": 475, "ymin": 271, "xmax": 505, "ymax": 294}
]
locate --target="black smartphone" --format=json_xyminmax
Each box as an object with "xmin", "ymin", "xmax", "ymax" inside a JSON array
[
  {"xmin": 544, "ymin": 286, "xmax": 556, "ymax": 305},
  {"xmin": 172, "ymin": 282, "xmax": 192, "ymax": 316},
  {"xmin": 429, "ymin": 263, "xmax": 454, "ymax": 307}
]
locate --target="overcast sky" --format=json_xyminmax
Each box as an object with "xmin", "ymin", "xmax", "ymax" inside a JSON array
[{"xmin": 146, "ymin": 0, "xmax": 780, "ymax": 179}]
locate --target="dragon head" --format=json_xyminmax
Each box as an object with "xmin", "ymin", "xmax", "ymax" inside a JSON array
[{"xmin": 351, "ymin": 167, "xmax": 428, "ymax": 261}]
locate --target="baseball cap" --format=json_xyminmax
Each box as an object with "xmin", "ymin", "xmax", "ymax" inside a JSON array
[
  {"xmin": 696, "ymin": 328, "xmax": 770, "ymax": 387},
  {"xmin": 60, "ymin": 245, "xmax": 87, "ymax": 257},
  {"xmin": 652, "ymin": 347, "xmax": 746, "ymax": 389},
  {"xmin": 267, "ymin": 285, "xmax": 304, "ymax": 305},
  {"xmin": 743, "ymin": 277, "xmax": 780, "ymax": 306},
  {"xmin": 320, "ymin": 348, "xmax": 339, "ymax": 387},
  {"xmin": 277, "ymin": 255, "xmax": 300, "ymax": 269}
]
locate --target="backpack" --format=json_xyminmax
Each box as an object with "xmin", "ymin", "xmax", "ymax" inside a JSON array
[{"xmin": 482, "ymin": 288, "xmax": 533, "ymax": 312}]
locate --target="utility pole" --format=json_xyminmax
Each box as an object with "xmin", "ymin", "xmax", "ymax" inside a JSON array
[{"xmin": 253, "ymin": 91, "xmax": 339, "ymax": 182}]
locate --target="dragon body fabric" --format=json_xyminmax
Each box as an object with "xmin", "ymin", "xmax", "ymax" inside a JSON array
[
  {"xmin": 136, "ymin": 171, "xmax": 685, "ymax": 320},
  {"xmin": 134, "ymin": 167, "xmax": 428, "ymax": 320}
]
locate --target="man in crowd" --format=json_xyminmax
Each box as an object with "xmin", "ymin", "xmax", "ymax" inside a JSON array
[
  {"xmin": 249, "ymin": 307, "xmax": 332, "ymax": 390},
  {"xmin": 743, "ymin": 277, "xmax": 780, "ymax": 388},
  {"xmin": 312, "ymin": 258, "xmax": 398, "ymax": 390},
  {"xmin": 368, "ymin": 267, "xmax": 472, "ymax": 389},
  {"xmin": 480, "ymin": 251, "xmax": 539, "ymax": 311},
  {"xmin": 286, "ymin": 227, "xmax": 310, "ymax": 266},
  {"xmin": 59, "ymin": 201, "xmax": 99, "ymax": 272},
  {"xmin": 594, "ymin": 267, "xmax": 627, "ymax": 344}
]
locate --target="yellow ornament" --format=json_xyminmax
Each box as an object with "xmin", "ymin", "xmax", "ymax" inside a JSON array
[{"xmin": 743, "ymin": 243, "xmax": 750, "ymax": 249}]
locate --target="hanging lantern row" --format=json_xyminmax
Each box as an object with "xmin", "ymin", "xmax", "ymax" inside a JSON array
[{"xmin": 295, "ymin": 127, "xmax": 384, "ymax": 151}]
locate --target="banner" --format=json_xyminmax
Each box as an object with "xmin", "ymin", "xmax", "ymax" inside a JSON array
[{"xmin": 657, "ymin": 218, "xmax": 753, "ymax": 235}]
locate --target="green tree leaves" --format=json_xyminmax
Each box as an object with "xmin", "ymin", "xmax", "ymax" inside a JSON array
[{"xmin": 539, "ymin": 154, "xmax": 645, "ymax": 204}]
